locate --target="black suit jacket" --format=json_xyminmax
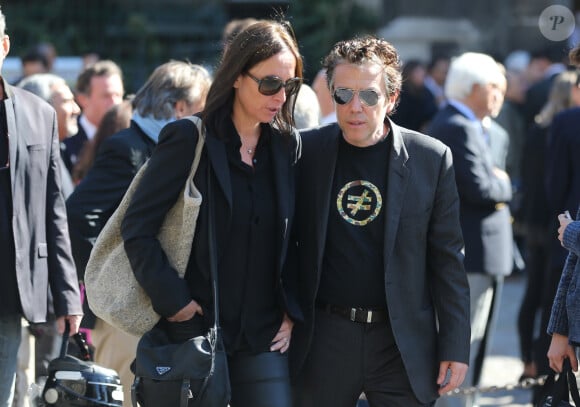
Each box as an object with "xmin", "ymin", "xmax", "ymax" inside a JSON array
[
  {"xmin": 545, "ymin": 107, "xmax": 580, "ymax": 267},
  {"xmin": 61, "ymin": 118, "xmax": 88, "ymax": 174},
  {"xmin": 428, "ymin": 104, "xmax": 513, "ymax": 275},
  {"xmin": 66, "ymin": 121, "xmax": 155, "ymax": 327},
  {"xmin": 289, "ymin": 121, "xmax": 470, "ymax": 404},
  {"xmin": 120, "ymin": 117, "xmax": 301, "ymax": 348},
  {"xmin": 524, "ymin": 72, "xmax": 559, "ymax": 126},
  {"xmin": 2, "ymin": 79, "xmax": 82, "ymax": 322}
]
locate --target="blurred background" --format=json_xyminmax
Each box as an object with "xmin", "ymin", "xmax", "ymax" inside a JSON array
[{"xmin": 2, "ymin": 0, "xmax": 578, "ymax": 92}]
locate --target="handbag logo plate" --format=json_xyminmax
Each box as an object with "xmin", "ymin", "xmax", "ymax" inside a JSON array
[{"xmin": 155, "ymin": 366, "xmax": 171, "ymax": 375}]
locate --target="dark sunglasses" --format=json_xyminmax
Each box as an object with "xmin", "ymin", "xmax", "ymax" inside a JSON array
[
  {"xmin": 333, "ymin": 87, "xmax": 381, "ymax": 107},
  {"xmin": 246, "ymin": 72, "xmax": 302, "ymax": 96}
]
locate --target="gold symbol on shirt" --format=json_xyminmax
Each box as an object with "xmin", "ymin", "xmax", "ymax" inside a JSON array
[{"xmin": 337, "ymin": 180, "xmax": 382, "ymax": 226}]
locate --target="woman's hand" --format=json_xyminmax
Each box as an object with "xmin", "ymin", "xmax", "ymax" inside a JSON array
[
  {"xmin": 167, "ymin": 299, "xmax": 203, "ymax": 322},
  {"xmin": 270, "ymin": 313, "xmax": 294, "ymax": 353},
  {"xmin": 558, "ymin": 212, "xmax": 573, "ymax": 246},
  {"xmin": 547, "ymin": 333, "xmax": 578, "ymax": 372}
]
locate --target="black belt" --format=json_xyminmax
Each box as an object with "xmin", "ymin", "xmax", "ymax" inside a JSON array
[{"xmin": 316, "ymin": 301, "xmax": 388, "ymax": 324}]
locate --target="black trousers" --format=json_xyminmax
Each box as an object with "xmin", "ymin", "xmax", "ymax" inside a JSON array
[
  {"xmin": 293, "ymin": 309, "xmax": 431, "ymax": 407},
  {"xmin": 517, "ymin": 240, "xmax": 548, "ymax": 366},
  {"xmin": 228, "ymin": 351, "xmax": 292, "ymax": 407}
]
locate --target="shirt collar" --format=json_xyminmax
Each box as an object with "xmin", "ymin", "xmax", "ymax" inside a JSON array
[
  {"xmin": 447, "ymin": 99, "xmax": 479, "ymax": 123},
  {"xmin": 79, "ymin": 114, "xmax": 97, "ymax": 140}
]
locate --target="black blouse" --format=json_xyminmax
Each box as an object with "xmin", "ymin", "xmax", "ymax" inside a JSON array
[{"xmin": 218, "ymin": 117, "xmax": 281, "ymax": 353}]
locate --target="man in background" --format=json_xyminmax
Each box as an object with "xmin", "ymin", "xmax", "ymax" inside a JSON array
[
  {"xmin": 429, "ymin": 52, "xmax": 512, "ymax": 407},
  {"xmin": 12, "ymin": 74, "xmax": 81, "ymax": 403},
  {"xmin": 61, "ymin": 59, "xmax": 124, "ymax": 173},
  {"xmin": 18, "ymin": 73, "xmax": 80, "ymax": 196}
]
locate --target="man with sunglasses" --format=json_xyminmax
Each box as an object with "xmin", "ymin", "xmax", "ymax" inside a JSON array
[{"xmin": 289, "ymin": 36, "xmax": 470, "ymax": 407}]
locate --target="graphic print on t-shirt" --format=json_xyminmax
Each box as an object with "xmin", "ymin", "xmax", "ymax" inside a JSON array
[{"xmin": 336, "ymin": 180, "xmax": 382, "ymax": 226}]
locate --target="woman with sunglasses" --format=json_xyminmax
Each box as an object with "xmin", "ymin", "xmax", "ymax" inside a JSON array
[{"xmin": 121, "ymin": 20, "xmax": 303, "ymax": 406}]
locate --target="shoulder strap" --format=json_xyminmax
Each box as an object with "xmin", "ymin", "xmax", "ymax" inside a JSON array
[
  {"xmin": 566, "ymin": 359, "xmax": 580, "ymax": 405},
  {"xmin": 186, "ymin": 115, "xmax": 220, "ymax": 330},
  {"xmin": 207, "ymin": 165, "xmax": 220, "ymax": 330},
  {"xmin": 184, "ymin": 115, "xmax": 205, "ymax": 176}
]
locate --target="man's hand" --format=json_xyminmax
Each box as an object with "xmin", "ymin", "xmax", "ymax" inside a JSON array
[
  {"xmin": 56, "ymin": 315, "xmax": 83, "ymax": 335},
  {"xmin": 557, "ymin": 212, "xmax": 573, "ymax": 246},
  {"xmin": 437, "ymin": 361, "xmax": 468, "ymax": 396}
]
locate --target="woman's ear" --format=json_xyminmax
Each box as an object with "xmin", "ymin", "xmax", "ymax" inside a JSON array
[{"xmin": 233, "ymin": 75, "xmax": 242, "ymax": 90}]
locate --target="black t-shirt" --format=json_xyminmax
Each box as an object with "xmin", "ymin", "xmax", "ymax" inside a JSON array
[{"xmin": 318, "ymin": 134, "xmax": 391, "ymax": 308}]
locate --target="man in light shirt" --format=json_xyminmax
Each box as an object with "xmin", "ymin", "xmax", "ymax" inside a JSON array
[{"xmin": 61, "ymin": 59, "xmax": 124, "ymax": 174}]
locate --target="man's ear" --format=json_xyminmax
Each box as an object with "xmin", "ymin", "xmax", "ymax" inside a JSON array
[
  {"xmin": 385, "ymin": 90, "xmax": 399, "ymax": 115},
  {"xmin": 470, "ymin": 82, "xmax": 482, "ymax": 95},
  {"xmin": 174, "ymin": 99, "xmax": 188, "ymax": 119},
  {"xmin": 1, "ymin": 35, "xmax": 10, "ymax": 59},
  {"xmin": 75, "ymin": 93, "xmax": 89, "ymax": 110}
]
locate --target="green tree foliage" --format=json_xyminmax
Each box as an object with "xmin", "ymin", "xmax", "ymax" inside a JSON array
[
  {"xmin": 1, "ymin": 0, "xmax": 379, "ymax": 89},
  {"xmin": 289, "ymin": 0, "xmax": 381, "ymax": 82},
  {"xmin": 2, "ymin": 0, "xmax": 225, "ymax": 92}
]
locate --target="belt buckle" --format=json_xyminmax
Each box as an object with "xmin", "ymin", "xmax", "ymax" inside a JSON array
[
  {"xmin": 366, "ymin": 310, "xmax": 373, "ymax": 323},
  {"xmin": 350, "ymin": 308, "xmax": 356, "ymax": 322}
]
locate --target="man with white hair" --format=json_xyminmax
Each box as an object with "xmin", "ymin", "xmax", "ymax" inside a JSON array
[
  {"xmin": 428, "ymin": 52, "xmax": 512, "ymax": 407},
  {"xmin": 18, "ymin": 73, "xmax": 80, "ymax": 197}
]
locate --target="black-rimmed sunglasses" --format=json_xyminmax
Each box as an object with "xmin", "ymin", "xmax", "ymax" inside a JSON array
[
  {"xmin": 246, "ymin": 72, "xmax": 302, "ymax": 96},
  {"xmin": 333, "ymin": 87, "xmax": 380, "ymax": 107}
]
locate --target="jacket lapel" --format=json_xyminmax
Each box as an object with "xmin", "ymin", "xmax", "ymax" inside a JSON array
[
  {"xmin": 271, "ymin": 132, "xmax": 293, "ymax": 270},
  {"xmin": 5, "ymin": 87, "xmax": 18, "ymax": 198},
  {"xmin": 312, "ymin": 126, "xmax": 341, "ymax": 267},
  {"xmin": 204, "ymin": 133, "xmax": 232, "ymax": 214},
  {"xmin": 271, "ymin": 132, "xmax": 291, "ymax": 236},
  {"xmin": 383, "ymin": 121, "xmax": 410, "ymax": 266}
]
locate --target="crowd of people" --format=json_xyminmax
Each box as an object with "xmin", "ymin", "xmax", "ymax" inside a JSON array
[{"xmin": 2, "ymin": 3, "xmax": 580, "ymax": 407}]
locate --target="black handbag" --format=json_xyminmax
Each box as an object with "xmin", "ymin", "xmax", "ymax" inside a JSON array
[
  {"xmin": 536, "ymin": 359, "xmax": 580, "ymax": 407},
  {"xmin": 131, "ymin": 169, "xmax": 231, "ymax": 407}
]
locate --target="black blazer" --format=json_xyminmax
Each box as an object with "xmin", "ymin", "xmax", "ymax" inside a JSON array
[
  {"xmin": 2, "ymin": 80, "xmax": 82, "ymax": 322},
  {"xmin": 61, "ymin": 118, "xmax": 88, "ymax": 174},
  {"xmin": 289, "ymin": 121, "xmax": 470, "ymax": 404},
  {"xmin": 66, "ymin": 122, "xmax": 156, "ymax": 327},
  {"xmin": 545, "ymin": 107, "xmax": 580, "ymax": 268},
  {"xmin": 121, "ymin": 117, "xmax": 301, "ymax": 347},
  {"xmin": 428, "ymin": 105, "xmax": 513, "ymax": 275}
]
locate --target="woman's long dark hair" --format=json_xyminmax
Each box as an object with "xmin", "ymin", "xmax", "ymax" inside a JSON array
[{"xmin": 202, "ymin": 20, "xmax": 303, "ymax": 139}]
